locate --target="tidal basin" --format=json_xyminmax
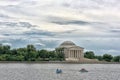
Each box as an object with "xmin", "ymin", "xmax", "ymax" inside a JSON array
[{"xmin": 0, "ymin": 63, "xmax": 120, "ymax": 80}]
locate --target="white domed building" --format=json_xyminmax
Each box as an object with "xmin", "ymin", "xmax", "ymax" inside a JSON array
[{"xmin": 56, "ymin": 41, "xmax": 84, "ymax": 61}]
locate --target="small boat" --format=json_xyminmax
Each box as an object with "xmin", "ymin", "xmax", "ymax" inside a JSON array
[
  {"xmin": 79, "ymin": 68, "xmax": 88, "ymax": 72},
  {"xmin": 56, "ymin": 69, "xmax": 62, "ymax": 74}
]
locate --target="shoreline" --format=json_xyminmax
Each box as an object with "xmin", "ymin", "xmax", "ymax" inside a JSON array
[{"xmin": 0, "ymin": 61, "xmax": 119, "ymax": 64}]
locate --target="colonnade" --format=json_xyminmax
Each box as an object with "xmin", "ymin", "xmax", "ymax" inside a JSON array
[{"xmin": 68, "ymin": 50, "xmax": 82, "ymax": 58}]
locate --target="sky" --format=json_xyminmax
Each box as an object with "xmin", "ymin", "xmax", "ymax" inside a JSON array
[{"xmin": 0, "ymin": 0, "xmax": 120, "ymax": 55}]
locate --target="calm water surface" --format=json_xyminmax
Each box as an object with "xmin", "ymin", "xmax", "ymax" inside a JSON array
[{"xmin": 0, "ymin": 63, "xmax": 120, "ymax": 80}]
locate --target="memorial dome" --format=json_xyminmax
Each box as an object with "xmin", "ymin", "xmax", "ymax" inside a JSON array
[{"xmin": 59, "ymin": 41, "xmax": 76, "ymax": 47}]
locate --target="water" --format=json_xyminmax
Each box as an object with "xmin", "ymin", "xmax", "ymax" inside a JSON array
[{"xmin": 0, "ymin": 63, "xmax": 120, "ymax": 80}]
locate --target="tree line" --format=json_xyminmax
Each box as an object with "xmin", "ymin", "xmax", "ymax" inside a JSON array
[
  {"xmin": 0, "ymin": 45, "xmax": 64, "ymax": 61},
  {"xmin": 0, "ymin": 44, "xmax": 119, "ymax": 62},
  {"xmin": 84, "ymin": 51, "xmax": 120, "ymax": 62}
]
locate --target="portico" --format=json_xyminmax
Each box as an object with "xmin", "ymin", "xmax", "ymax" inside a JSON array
[
  {"xmin": 56, "ymin": 41, "xmax": 84, "ymax": 61},
  {"xmin": 69, "ymin": 50, "xmax": 82, "ymax": 58}
]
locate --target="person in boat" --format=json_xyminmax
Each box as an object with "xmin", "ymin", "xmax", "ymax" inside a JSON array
[{"xmin": 56, "ymin": 69, "xmax": 62, "ymax": 74}]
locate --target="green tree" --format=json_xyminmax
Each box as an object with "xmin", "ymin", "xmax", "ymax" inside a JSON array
[
  {"xmin": 84, "ymin": 51, "xmax": 95, "ymax": 59},
  {"xmin": 57, "ymin": 52, "xmax": 65, "ymax": 61},
  {"xmin": 27, "ymin": 45, "xmax": 36, "ymax": 51},
  {"xmin": 0, "ymin": 45, "xmax": 11, "ymax": 54},
  {"xmin": 103, "ymin": 54, "xmax": 113, "ymax": 62},
  {"xmin": 0, "ymin": 45, "xmax": 3, "ymax": 54},
  {"xmin": 24, "ymin": 45, "xmax": 37, "ymax": 61},
  {"xmin": 37, "ymin": 49, "xmax": 49, "ymax": 61},
  {"xmin": 48, "ymin": 51, "xmax": 56, "ymax": 61},
  {"xmin": 49, "ymin": 51, "xmax": 57, "ymax": 58},
  {"xmin": 5, "ymin": 54, "xmax": 15, "ymax": 61},
  {"xmin": 55, "ymin": 48, "xmax": 65, "ymax": 61},
  {"xmin": 25, "ymin": 51, "xmax": 37, "ymax": 61},
  {"xmin": 15, "ymin": 55, "xmax": 25, "ymax": 61},
  {"xmin": 11, "ymin": 49, "xmax": 17, "ymax": 55},
  {"xmin": 113, "ymin": 56, "xmax": 120, "ymax": 62},
  {"xmin": 0, "ymin": 54, "xmax": 8, "ymax": 61},
  {"xmin": 95, "ymin": 55, "xmax": 103, "ymax": 61}
]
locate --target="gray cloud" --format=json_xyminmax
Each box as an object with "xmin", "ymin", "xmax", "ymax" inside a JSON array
[
  {"xmin": 48, "ymin": 16, "xmax": 89, "ymax": 25},
  {"xmin": 24, "ymin": 29, "xmax": 56, "ymax": 36},
  {"xmin": 0, "ymin": 38, "xmax": 27, "ymax": 48},
  {"xmin": 51, "ymin": 20, "xmax": 89, "ymax": 25},
  {"xmin": 109, "ymin": 29, "xmax": 120, "ymax": 33},
  {"xmin": 0, "ymin": 0, "xmax": 120, "ymax": 55},
  {"xmin": 0, "ymin": 21, "xmax": 35, "ymax": 28},
  {"xmin": 0, "ymin": 14, "xmax": 11, "ymax": 19}
]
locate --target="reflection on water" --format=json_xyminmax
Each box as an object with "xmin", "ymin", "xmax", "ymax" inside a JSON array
[{"xmin": 0, "ymin": 63, "xmax": 120, "ymax": 80}]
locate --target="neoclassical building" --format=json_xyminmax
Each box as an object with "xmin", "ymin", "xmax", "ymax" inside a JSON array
[{"xmin": 56, "ymin": 41, "xmax": 84, "ymax": 61}]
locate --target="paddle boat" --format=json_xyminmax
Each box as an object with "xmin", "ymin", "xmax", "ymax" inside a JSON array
[
  {"xmin": 56, "ymin": 69, "xmax": 62, "ymax": 74},
  {"xmin": 79, "ymin": 68, "xmax": 88, "ymax": 72}
]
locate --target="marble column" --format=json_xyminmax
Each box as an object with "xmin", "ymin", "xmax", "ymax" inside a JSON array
[
  {"xmin": 71, "ymin": 50, "xmax": 73, "ymax": 58},
  {"xmin": 72, "ymin": 50, "xmax": 74, "ymax": 58},
  {"xmin": 79, "ymin": 50, "xmax": 81, "ymax": 58},
  {"xmin": 79, "ymin": 50, "xmax": 80, "ymax": 58},
  {"xmin": 75, "ymin": 50, "xmax": 77, "ymax": 58},
  {"xmin": 74, "ymin": 51, "xmax": 76, "ymax": 58},
  {"xmin": 70, "ymin": 50, "xmax": 71, "ymax": 57},
  {"xmin": 71, "ymin": 50, "xmax": 72, "ymax": 58},
  {"xmin": 68, "ymin": 50, "xmax": 70, "ymax": 58},
  {"xmin": 72, "ymin": 50, "xmax": 73, "ymax": 58},
  {"xmin": 76, "ymin": 50, "xmax": 78, "ymax": 58},
  {"xmin": 76, "ymin": 50, "xmax": 77, "ymax": 58},
  {"xmin": 78, "ymin": 50, "xmax": 79, "ymax": 58},
  {"xmin": 73, "ymin": 50, "xmax": 74, "ymax": 58},
  {"xmin": 80, "ymin": 50, "xmax": 81, "ymax": 57}
]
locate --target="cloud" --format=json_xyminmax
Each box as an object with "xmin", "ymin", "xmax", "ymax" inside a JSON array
[
  {"xmin": 109, "ymin": 29, "xmax": 120, "ymax": 33},
  {"xmin": 0, "ymin": 21, "xmax": 35, "ymax": 28},
  {"xmin": 2, "ymin": 43, "xmax": 12, "ymax": 46},
  {"xmin": 0, "ymin": 14, "xmax": 11, "ymax": 19},
  {"xmin": 48, "ymin": 16, "xmax": 89, "ymax": 25},
  {"xmin": 0, "ymin": 0, "xmax": 120, "ymax": 55},
  {"xmin": 35, "ymin": 43, "xmax": 45, "ymax": 47},
  {"xmin": 24, "ymin": 29, "xmax": 56, "ymax": 37}
]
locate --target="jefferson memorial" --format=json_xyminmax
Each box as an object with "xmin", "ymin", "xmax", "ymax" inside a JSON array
[{"xmin": 56, "ymin": 41, "xmax": 84, "ymax": 61}]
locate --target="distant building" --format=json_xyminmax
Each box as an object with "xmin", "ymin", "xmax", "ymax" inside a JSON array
[{"xmin": 56, "ymin": 41, "xmax": 84, "ymax": 61}]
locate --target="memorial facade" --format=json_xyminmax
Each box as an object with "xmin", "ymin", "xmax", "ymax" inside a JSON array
[{"xmin": 56, "ymin": 41, "xmax": 84, "ymax": 61}]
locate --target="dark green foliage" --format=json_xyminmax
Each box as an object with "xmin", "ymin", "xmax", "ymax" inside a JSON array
[
  {"xmin": 49, "ymin": 51, "xmax": 57, "ymax": 58},
  {"xmin": 37, "ymin": 49, "xmax": 49, "ymax": 61},
  {"xmin": 113, "ymin": 56, "xmax": 120, "ymax": 62},
  {"xmin": 84, "ymin": 51, "xmax": 118, "ymax": 62},
  {"xmin": 25, "ymin": 45, "xmax": 37, "ymax": 61},
  {"xmin": 95, "ymin": 56, "xmax": 103, "ymax": 61},
  {"xmin": 0, "ymin": 45, "xmax": 11, "ymax": 54},
  {"xmin": 84, "ymin": 51, "xmax": 95, "ymax": 59},
  {"xmin": 0, "ymin": 44, "xmax": 65, "ymax": 61},
  {"xmin": 56, "ymin": 48, "xmax": 65, "ymax": 61},
  {"xmin": 103, "ymin": 54, "xmax": 113, "ymax": 62},
  {"xmin": 57, "ymin": 52, "xmax": 65, "ymax": 61}
]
